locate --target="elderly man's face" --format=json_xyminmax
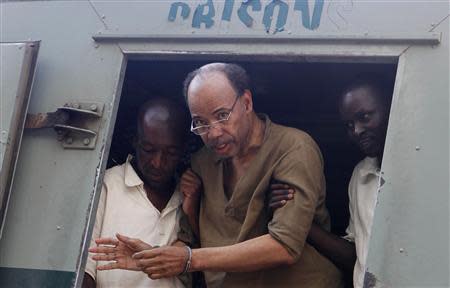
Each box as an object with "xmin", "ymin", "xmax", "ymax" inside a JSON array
[
  {"xmin": 187, "ymin": 72, "xmax": 249, "ymax": 158},
  {"xmin": 135, "ymin": 112, "xmax": 183, "ymax": 190},
  {"xmin": 340, "ymin": 86, "xmax": 389, "ymax": 158}
]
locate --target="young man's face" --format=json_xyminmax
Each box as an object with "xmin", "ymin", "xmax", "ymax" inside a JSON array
[
  {"xmin": 339, "ymin": 86, "xmax": 389, "ymax": 158},
  {"xmin": 187, "ymin": 72, "xmax": 251, "ymax": 159}
]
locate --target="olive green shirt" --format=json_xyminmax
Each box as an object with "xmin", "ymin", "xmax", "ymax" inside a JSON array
[{"xmin": 181, "ymin": 115, "xmax": 343, "ymax": 288}]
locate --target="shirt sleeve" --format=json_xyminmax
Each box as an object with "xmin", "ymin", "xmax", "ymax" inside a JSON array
[
  {"xmin": 343, "ymin": 166, "xmax": 358, "ymax": 242},
  {"xmin": 268, "ymin": 141, "xmax": 325, "ymax": 261},
  {"xmin": 85, "ymin": 183, "xmax": 107, "ymax": 280},
  {"xmin": 177, "ymin": 151, "xmax": 203, "ymax": 247},
  {"xmin": 177, "ymin": 208, "xmax": 198, "ymax": 248}
]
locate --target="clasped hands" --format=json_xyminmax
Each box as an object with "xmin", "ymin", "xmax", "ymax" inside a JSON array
[{"xmin": 89, "ymin": 233, "xmax": 190, "ymax": 279}]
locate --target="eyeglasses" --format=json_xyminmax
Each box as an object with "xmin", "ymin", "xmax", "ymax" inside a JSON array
[{"xmin": 190, "ymin": 96, "xmax": 240, "ymax": 135}]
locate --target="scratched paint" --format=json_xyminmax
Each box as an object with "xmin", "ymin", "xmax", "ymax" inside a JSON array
[{"xmin": 168, "ymin": 0, "xmax": 325, "ymax": 32}]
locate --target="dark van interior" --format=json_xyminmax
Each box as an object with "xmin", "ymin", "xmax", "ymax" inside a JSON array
[{"xmin": 108, "ymin": 59, "xmax": 396, "ymax": 235}]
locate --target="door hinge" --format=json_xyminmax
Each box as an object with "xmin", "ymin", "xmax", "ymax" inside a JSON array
[{"xmin": 25, "ymin": 102, "xmax": 104, "ymax": 150}]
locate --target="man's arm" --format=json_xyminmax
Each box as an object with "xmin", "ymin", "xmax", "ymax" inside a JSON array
[
  {"xmin": 180, "ymin": 169, "xmax": 202, "ymax": 238},
  {"xmin": 191, "ymin": 234, "xmax": 294, "ymax": 272},
  {"xmin": 308, "ymin": 223, "xmax": 356, "ymax": 279},
  {"xmin": 270, "ymin": 183, "xmax": 356, "ymax": 279},
  {"xmin": 126, "ymin": 234, "xmax": 294, "ymax": 279}
]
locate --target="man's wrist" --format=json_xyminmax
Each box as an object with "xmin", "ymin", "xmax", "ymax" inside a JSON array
[
  {"xmin": 182, "ymin": 246, "xmax": 192, "ymax": 273},
  {"xmin": 190, "ymin": 247, "xmax": 204, "ymax": 272}
]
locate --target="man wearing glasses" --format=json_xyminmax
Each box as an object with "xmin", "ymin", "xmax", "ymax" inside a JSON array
[{"xmin": 91, "ymin": 63, "xmax": 343, "ymax": 288}]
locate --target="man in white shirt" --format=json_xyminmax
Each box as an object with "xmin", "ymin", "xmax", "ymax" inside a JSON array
[
  {"xmin": 270, "ymin": 74, "xmax": 392, "ymax": 288},
  {"xmin": 83, "ymin": 98, "xmax": 200, "ymax": 288}
]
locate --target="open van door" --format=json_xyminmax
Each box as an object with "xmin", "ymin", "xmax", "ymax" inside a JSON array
[{"xmin": 0, "ymin": 42, "xmax": 39, "ymax": 237}]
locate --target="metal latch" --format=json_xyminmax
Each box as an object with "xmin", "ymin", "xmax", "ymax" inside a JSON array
[{"xmin": 25, "ymin": 102, "xmax": 104, "ymax": 150}]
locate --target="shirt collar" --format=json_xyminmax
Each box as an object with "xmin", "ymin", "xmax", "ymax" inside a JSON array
[
  {"xmin": 212, "ymin": 113, "xmax": 272, "ymax": 164},
  {"xmin": 163, "ymin": 186, "xmax": 183, "ymax": 213},
  {"xmin": 360, "ymin": 156, "xmax": 381, "ymax": 177},
  {"xmin": 124, "ymin": 155, "xmax": 144, "ymax": 188}
]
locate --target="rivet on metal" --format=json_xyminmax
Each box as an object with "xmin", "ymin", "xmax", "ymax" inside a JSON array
[
  {"xmin": 56, "ymin": 226, "xmax": 62, "ymax": 230},
  {"xmin": 399, "ymin": 248, "xmax": 404, "ymax": 253},
  {"xmin": 83, "ymin": 138, "xmax": 91, "ymax": 145},
  {"xmin": 415, "ymin": 146, "xmax": 420, "ymax": 151},
  {"xmin": 66, "ymin": 137, "xmax": 73, "ymax": 144},
  {"xmin": 90, "ymin": 104, "xmax": 98, "ymax": 112}
]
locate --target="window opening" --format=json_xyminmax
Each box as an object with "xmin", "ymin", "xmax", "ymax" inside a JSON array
[{"xmin": 108, "ymin": 59, "xmax": 396, "ymax": 235}]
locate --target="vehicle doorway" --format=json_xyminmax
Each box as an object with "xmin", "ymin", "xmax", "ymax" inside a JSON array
[{"xmin": 107, "ymin": 59, "xmax": 397, "ymax": 235}]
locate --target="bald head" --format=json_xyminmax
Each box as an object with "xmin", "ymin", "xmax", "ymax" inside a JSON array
[
  {"xmin": 137, "ymin": 97, "xmax": 189, "ymax": 141},
  {"xmin": 183, "ymin": 62, "xmax": 250, "ymax": 104}
]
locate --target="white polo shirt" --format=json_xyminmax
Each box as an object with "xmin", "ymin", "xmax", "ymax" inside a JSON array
[
  {"xmin": 85, "ymin": 155, "xmax": 184, "ymax": 288},
  {"xmin": 343, "ymin": 156, "xmax": 381, "ymax": 288}
]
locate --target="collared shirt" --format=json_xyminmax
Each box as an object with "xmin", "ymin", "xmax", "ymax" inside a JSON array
[
  {"xmin": 343, "ymin": 156, "xmax": 381, "ymax": 288},
  {"xmin": 85, "ymin": 155, "xmax": 184, "ymax": 288},
  {"xmin": 182, "ymin": 115, "xmax": 343, "ymax": 288}
]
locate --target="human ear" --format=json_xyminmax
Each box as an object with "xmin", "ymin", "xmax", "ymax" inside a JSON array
[{"xmin": 241, "ymin": 90, "xmax": 253, "ymax": 113}]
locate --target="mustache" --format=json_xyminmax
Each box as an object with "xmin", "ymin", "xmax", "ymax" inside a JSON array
[{"xmin": 206, "ymin": 138, "xmax": 232, "ymax": 150}]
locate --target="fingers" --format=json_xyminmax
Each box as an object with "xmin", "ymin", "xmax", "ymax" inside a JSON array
[
  {"xmin": 181, "ymin": 169, "xmax": 202, "ymax": 186},
  {"xmin": 97, "ymin": 262, "xmax": 119, "ymax": 271},
  {"xmin": 269, "ymin": 187, "xmax": 294, "ymax": 210},
  {"xmin": 182, "ymin": 168, "xmax": 199, "ymax": 179},
  {"xmin": 94, "ymin": 237, "xmax": 119, "ymax": 246},
  {"xmin": 147, "ymin": 273, "xmax": 165, "ymax": 280},
  {"xmin": 270, "ymin": 183, "xmax": 291, "ymax": 190},
  {"xmin": 132, "ymin": 248, "xmax": 158, "ymax": 260},
  {"xmin": 92, "ymin": 253, "xmax": 116, "ymax": 261},
  {"xmin": 269, "ymin": 200, "xmax": 288, "ymax": 209},
  {"xmin": 89, "ymin": 246, "xmax": 117, "ymax": 254},
  {"xmin": 269, "ymin": 187, "xmax": 294, "ymax": 202},
  {"xmin": 136, "ymin": 257, "xmax": 160, "ymax": 268},
  {"xmin": 270, "ymin": 195, "xmax": 293, "ymax": 203},
  {"xmin": 144, "ymin": 266, "xmax": 174, "ymax": 280},
  {"xmin": 116, "ymin": 233, "xmax": 151, "ymax": 251}
]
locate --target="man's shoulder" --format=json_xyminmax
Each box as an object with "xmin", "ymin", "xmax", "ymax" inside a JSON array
[
  {"xmin": 352, "ymin": 157, "xmax": 379, "ymax": 175},
  {"xmin": 270, "ymin": 122, "xmax": 319, "ymax": 151},
  {"xmin": 191, "ymin": 146, "xmax": 215, "ymax": 163},
  {"xmin": 103, "ymin": 162, "xmax": 126, "ymax": 183}
]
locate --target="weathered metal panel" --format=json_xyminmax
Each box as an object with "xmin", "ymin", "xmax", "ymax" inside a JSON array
[
  {"xmin": 0, "ymin": 1, "xmax": 448, "ymax": 287},
  {"xmin": 0, "ymin": 1, "xmax": 125, "ymax": 282},
  {"xmin": 88, "ymin": 0, "xmax": 447, "ymax": 36},
  {"xmin": 0, "ymin": 42, "xmax": 40, "ymax": 240},
  {"xmin": 365, "ymin": 15, "xmax": 449, "ymax": 287}
]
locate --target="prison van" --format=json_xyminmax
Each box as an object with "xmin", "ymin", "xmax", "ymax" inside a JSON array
[{"xmin": 1, "ymin": 1, "xmax": 449, "ymax": 287}]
